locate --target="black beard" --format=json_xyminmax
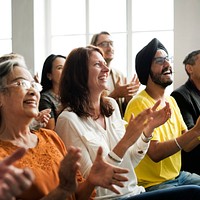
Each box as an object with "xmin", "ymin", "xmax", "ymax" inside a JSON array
[{"xmin": 150, "ymin": 69, "xmax": 173, "ymax": 89}]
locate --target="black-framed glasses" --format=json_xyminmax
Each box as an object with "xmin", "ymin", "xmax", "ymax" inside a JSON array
[
  {"xmin": 153, "ymin": 56, "xmax": 173, "ymax": 65},
  {"xmin": 97, "ymin": 41, "xmax": 114, "ymax": 48},
  {"xmin": 3, "ymin": 79, "xmax": 43, "ymax": 92}
]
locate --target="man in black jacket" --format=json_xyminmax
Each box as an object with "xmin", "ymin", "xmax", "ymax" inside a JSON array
[{"xmin": 171, "ymin": 50, "xmax": 200, "ymax": 175}]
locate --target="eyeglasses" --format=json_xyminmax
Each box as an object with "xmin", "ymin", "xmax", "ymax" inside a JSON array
[
  {"xmin": 4, "ymin": 80, "xmax": 43, "ymax": 92},
  {"xmin": 97, "ymin": 41, "xmax": 114, "ymax": 48},
  {"xmin": 153, "ymin": 56, "xmax": 173, "ymax": 65}
]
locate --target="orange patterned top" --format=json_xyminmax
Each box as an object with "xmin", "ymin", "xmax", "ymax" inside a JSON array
[{"xmin": 0, "ymin": 128, "xmax": 92, "ymax": 200}]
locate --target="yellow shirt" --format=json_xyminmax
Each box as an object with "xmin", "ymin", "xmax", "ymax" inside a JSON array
[{"xmin": 124, "ymin": 90, "xmax": 187, "ymax": 188}]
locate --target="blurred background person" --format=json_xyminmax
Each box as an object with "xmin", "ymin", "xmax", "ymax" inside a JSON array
[
  {"xmin": 90, "ymin": 31, "xmax": 140, "ymax": 117},
  {"xmin": 39, "ymin": 54, "xmax": 66, "ymax": 130},
  {"xmin": 171, "ymin": 50, "xmax": 200, "ymax": 174}
]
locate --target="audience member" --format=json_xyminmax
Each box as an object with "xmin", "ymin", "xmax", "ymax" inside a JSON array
[
  {"xmin": 0, "ymin": 58, "xmax": 131, "ymax": 200},
  {"xmin": 0, "ymin": 53, "xmax": 51, "ymax": 130},
  {"xmin": 0, "ymin": 148, "xmax": 34, "ymax": 200},
  {"xmin": 90, "ymin": 31, "xmax": 140, "ymax": 117},
  {"xmin": 171, "ymin": 50, "xmax": 200, "ymax": 174},
  {"xmin": 39, "ymin": 54, "xmax": 66, "ymax": 130},
  {"xmin": 124, "ymin": 38, "xmax": 200, "ymax": 192},
  {"xmin": 54, "ymin": 45, "xmax": 200, "ymax": 199}
]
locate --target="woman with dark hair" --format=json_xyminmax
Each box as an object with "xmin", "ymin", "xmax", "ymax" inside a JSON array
[
  {"xmin": 54, "ymin": 46, "xmax": 200, "ymax": 200},
  {"xmin": 39, "ymin": 54, "xmax": 66, "ymax": 130}
]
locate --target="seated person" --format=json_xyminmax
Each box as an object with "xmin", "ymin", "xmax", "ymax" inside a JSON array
[
  {"xmin": 0, "ymin": 52, "xmax": 51, "ymax": 130},
  {"xmin": 39, "ymin": 54, "xmax": 66, "ymax": 130},
  {"xmin": 124, "ymin": 38, "xmax": 200, "ymax": 192},
  {"xmin": 171, "ymin": 50, "xmax": 200, "ymax": 174},
  {"xmin": 0, "ymin": 58, "xmax": 130, "ymax": 200},
  {"xmin": 90, "ymin": 31, "xmax": 140, "ymax": 117}
]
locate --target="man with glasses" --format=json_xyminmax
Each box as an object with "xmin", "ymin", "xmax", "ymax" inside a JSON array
[
  {"xmin": 90, "ymin": 31, "xmax": 140, "ymax": 117},
  {"xmin": 171, "ymin": 50, "xmax": 200, "ymax": 175},
  {"xmin": 124, "ymin": 38, "xmax": 200, "ymax": 191}
]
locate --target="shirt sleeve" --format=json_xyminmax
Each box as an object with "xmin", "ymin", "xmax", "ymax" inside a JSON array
[
  {"xmin": 39, "ymin": 94, "xmax": 55, "ymax": 119},
  {"xmin": 55, "ymin": 112, "xmax": 94, "ymax": 178}
]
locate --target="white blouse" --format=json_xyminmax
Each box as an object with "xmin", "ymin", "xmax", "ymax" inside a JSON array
[{"xmin": 55, "ymin": 97, "xmax": 149, "ymax": 199}]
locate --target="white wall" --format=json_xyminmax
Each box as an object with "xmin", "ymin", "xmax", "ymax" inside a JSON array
[{"xmin": 174, "ymin": 0, "xmax": 200, "ymax": 89}]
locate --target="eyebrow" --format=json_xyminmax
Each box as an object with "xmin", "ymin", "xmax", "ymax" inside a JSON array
[{"xmin": 10, "ymin": 77, "xmax": 33, "ymax": 83}]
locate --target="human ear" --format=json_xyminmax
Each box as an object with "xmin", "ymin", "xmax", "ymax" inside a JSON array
[{"xmin": 47, "ymin": 73, "xmax": 52, "ymax": 81}]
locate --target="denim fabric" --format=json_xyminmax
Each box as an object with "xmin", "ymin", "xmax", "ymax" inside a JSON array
[
  {"xmin": 145, "ymin": 171, "xmax": 200, "ymax": 192},
  {"xmin": 118, "ymin": 185, "xmax": 200, "ymax": 200}
]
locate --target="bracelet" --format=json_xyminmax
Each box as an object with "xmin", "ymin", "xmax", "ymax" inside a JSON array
[
  {"xmin": 141, "ymin": 133, "xmax": 153, "ymax": 143},
  {"xmin": 174, "ymin": 138, "xmax": 182, "ymax": 150},
  {"xmin": 108, "ymin": 152, "xmax": 122, "ymax": 163}
]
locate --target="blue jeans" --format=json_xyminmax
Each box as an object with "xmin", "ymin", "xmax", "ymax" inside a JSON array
[
  {"xmin": 121, "ymin": 185, "xmax": 200, "ymax": 200},
  {"xmin": 145, "ymin": 171, "xmax": 200, "ymax": 192}
]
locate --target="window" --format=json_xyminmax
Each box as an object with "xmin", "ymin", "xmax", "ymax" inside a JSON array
[
  {"xmin": 49, "ymin": 0, "xmax": 174, "ymax": 83},
  {"xmin": 0, "ymin": 0, "xmax": 12, "ymax": 55}
]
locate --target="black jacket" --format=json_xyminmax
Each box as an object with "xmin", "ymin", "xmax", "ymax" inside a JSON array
[{"xmin": 171, "ymin": 79, "xmax": 200, "ymax": 174}]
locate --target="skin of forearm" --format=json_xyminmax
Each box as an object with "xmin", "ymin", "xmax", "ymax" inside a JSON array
[
  {"xmin": 75, "ymin": 179, "xmax": 95, "ymax": 200},
  {"xmin": 148, "ymin": 130, "xmax": 200, "ymax": 162},
  {"xmin": 177, "ymin": 129, "xmax": 200, "ymax": 152},
  {"xmin": 112, "ymin": 137, "xmax": 131, "ymax": 159}
]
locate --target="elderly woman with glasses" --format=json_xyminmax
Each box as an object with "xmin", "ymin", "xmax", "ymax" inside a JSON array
[{"xmin": 0, "ymin": 58, "xmax": 133, "ymax": 200}]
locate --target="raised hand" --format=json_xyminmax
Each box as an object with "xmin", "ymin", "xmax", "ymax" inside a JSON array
[
  {"xmin": 110, "ymin": 75, "xmax": 140, "ymax": 100},
  {"xmin": 88, "ymin": 147, "xmax": 129, "ymax": 194},
  {"xmin": 123, "ymin": 108, "xmax": 153, "ymax": 147},
  {"xmin": 35, "ymin": 108, "xmax": 51, "ymax": 127},
  {"xmin": 143, "ymin": 100, "xmax": 171, "ymax": 136},
  {"xmin": 58, "ymin": 146, "xmax": 81, "ymax": 193},
  {"xmin": 0, "ymin": 148, "xmax": 34, "ymax": 200}
]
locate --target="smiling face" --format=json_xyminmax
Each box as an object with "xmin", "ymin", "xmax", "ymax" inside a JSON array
[
  {"xmin": 96, "ymin": 34, "xmax": 114, "ymax": 64},
  {"xmin": 47, "ymin": 57, "xmax": 65, "ymax": 87},
  {"xmin": 149, "ymin": 49, "xmax": 173, "ymax": 88},
  {"xmin": 87, "ymin": 51, "xmax": 110, "ymax": 94},
  {"xmin": 1, "ymin": 66, "xmax": 40, "ymax": 121}
]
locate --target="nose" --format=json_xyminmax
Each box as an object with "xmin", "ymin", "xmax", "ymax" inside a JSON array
[
  {"xmin": 103, "ymin": 64, "xmax": 110, "ymax": 73},
  {"xmin": 28, "ymin": 87, "xmax": 38, "ymax": 96}
]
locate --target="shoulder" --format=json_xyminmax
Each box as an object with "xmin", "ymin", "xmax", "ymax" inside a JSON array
[
  {"xmin": 171, "ymin": 84, "xmax": 191, "ymax": 101},
  {"xmin": 34, "ymin": 128, "xmax": 60, "ymax": 140},
  {"xmin": 104, "ymin": 96, "xmax": 121, "ymax": 112},
  {"xmin": 58, "ymin": 108, "xmax": 79, "ymax": 121},
  {"xmin": 127, "ymin": 90, "xmax": 149, "ymax": 106},
  {"xmin": 33, "ymin": 128, "xmax": 67, "ymax": 154}
]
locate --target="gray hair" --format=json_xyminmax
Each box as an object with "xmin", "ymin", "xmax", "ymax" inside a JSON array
[{"xmin": 0, "ymin": 59, "xmax": 27, "ymax": 91}]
